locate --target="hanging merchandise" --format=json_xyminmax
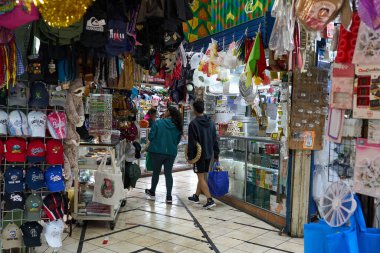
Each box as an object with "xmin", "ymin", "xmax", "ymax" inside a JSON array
[
  {"xmin": 245, "ymin": 31, "xmax": 268, "ymax": 87},
  {"xmin": 353, "ymin": 66, "xmax": 380, "ymax": 119},
  {"xmin": 353, "ymin": 22, "xmax": 380, "ymax": 65},
  {"xmin": 358, "ymin": 0, "xmax": 380, "ymax": 31},
  {"xmin": 289, "ymin": 68, "xmax": 329, "ymax": 150},
  {"xmin": 354, "ymin": 138, "xmax": 380, "ymax": 198},
  {"xmin": 330, "ymin": 63, "xmax": 355, "ymax": 109},
  {"xmin": 269, "ymin": 0, "xmax": 294, "ymax": 56},
  {"xmin": 0, "ymin": 27, "xmax": 17, "ymax": 88},
  {"xmin": 37, "ymin": 0, "xmax": 94, "ymax": 28},
  {"xmin": 295, "ymin": 0, "xmax": 352, "ymax": 32},
  {"xmin": 0, "ymin": 2, "xmax": 39, "ymax": 30},
  {"xmin": 335, "ymin": 12, "xmax": 361, "ymax": 64},
  {"xmin": 80, "ymin": 0, "xmax": 108, "ymax": 49}
]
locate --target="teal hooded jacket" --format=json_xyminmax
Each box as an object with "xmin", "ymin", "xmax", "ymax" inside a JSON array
[{"xmin": 148, "ymin": 118, "xmax": 181, "ymax": 157}]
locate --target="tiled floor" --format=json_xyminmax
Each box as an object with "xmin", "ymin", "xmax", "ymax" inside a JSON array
[{"xmin": 40, "ymin": 170, "xmax": 304, "ymax": 253}]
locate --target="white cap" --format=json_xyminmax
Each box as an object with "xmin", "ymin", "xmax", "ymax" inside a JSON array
[
  {"xmin": 44, "ymin": 219, "xmax": 64, "ymax": 248},
  {"xmin": 0, "ymin": 110, "xmax": 8, "ymax": 135},
  {"xmin": 1, "ymin": 223, "xmax": 22, "ymax": 249},
  {"xmin": 28, "ymin": 111, "xmax": 47, "ymax": 138},
  {"xmin": 9, "ymin": 110, "xmax": 29, "ymax": 136}
]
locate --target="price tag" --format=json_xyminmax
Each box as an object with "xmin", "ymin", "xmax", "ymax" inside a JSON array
[
  {"xmin": 237, "ymin": 122, "xmax": 243, "ymax": 128},
  {"xmin": 62, "ymin": 83, "xmax": 70, "ymax": 90},
  {"xmin": 141, "ymin": 130, "xmax": 147, "ymax": 138},
  {"xmin": 303, "ymin": 131, "xmax": 315, "ymax": 149}
]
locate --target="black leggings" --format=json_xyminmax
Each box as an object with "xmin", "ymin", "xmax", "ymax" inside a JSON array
[{"xmin": 149, "ymin": 153, "xmax": 176, "ymax": 197}]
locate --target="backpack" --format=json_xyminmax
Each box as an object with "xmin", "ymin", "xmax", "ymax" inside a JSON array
[
  {"xmin": 35, "ymin": 18, "xmax": 83, "ymax": 46},
  {"xmin": 105, "ymin": 19, "xmax": 129, "ymax": 56},
  {"xmin": 80, "ymin": 1, "xmax": 108, "ymax": 48}
]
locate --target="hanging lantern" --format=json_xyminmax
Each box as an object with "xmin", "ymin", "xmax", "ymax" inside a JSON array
[{"xmin": 37, "ymin": 0, "xmax": 94, "ymax": 28}]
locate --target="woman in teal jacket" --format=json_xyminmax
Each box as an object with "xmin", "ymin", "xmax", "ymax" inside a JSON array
[{"xmin": 145, "ymin": 106, "xmax": 182, "ymax": 203}]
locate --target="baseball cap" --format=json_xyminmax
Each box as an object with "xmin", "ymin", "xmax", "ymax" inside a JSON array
[
  {"xmin": 28, "ymin": 111, "xmax": 47, "ymax": 138},
  {"xmin": 46, "ymin": 139, "xmax": 63, "ymax": 165},
  {"xmin": 9, "ymin": 110, "xmax": 29, "ymax": 136},
  {"xmin": 29, "ymin": 81, "xmax": 49, "ymax": 108},
  {"xmin": 27, "ymin": 139, "xmax": 46, "ymax": 163},
  {"xmin": 20, "ymin": 221, "xmax": 43, "ymax": 247},
  {"xmin": 0, "ymin": 109, "xmax": 8, "ymax": 134},
  {"xmin": 47, "ymin": 111, "xmax": 67, "ymax": 139},
  {"xmin": 24, "ymin": 194, "xmax": 43, "ymax": 221},
  {"xmin": 26, "ymin": 166, "xmax": 45, "ymax": 190},
  {"xmin": 9, "ymin": 82, "xmax": 29, "ymax": 107},
  {"xmin": 4, "ymin": 166, "xmax": 24, "ymax": 193},
  {"xmin": 0, "ymin": 139, "xmax": 4, "ymax": 164},
  {"xmin": 4, "ymin": 192, "xmax": 25, "ymax": 211},
  {"xmin": 49, "ymin": 85, "xmax": 67, "ymax": 107},
  {"xmin": 44, "ymin": 219, "xmax": 64, "ymax": 248},
  {"xmin": 42, "ymin": 192, "xmax": 65, "ymax": 221},
  {"xmin": 45, "ymin": 165, "xmax": 65, "ymax": 192},
  {"xmin": 1, "ymin": 223, "xmax": 22, "ymax": 249},
  {"xmin": 5, "ymin": 138, "xmax": 27, "ymax": 162}
]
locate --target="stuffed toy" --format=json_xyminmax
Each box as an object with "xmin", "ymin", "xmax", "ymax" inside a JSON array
[{"xmin": 64, "ymin": 78, "xmax": 85, "ymax": 188}]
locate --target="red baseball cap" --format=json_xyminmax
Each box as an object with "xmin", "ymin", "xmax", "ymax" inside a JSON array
[
  {"xmin": 5, "ymin": 137, "xmax": 27, "ymax": 162},
  {"xmin": 0, "ymin": 139, "xmax": 4, "ymax": 164},
  {"xmin": 27, "ymin": 139, "xmax": 46, "ymax": 164},
  {"xmin": 46, "ymin": 139, "xmax": 63, "ymax": 165}
]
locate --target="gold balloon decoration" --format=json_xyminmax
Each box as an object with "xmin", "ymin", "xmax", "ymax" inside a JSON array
[{"xmin": 37, "ymin": 0, "xmax": 94, "ymax": 28}]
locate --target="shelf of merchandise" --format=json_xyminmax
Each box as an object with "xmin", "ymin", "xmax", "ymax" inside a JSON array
[
  {"xmin": 217, "ymin": 135, "xmax": 288, "ymax": 229},
  {"xmin": 73, "ymin": 139, "xmax": 127, "ymax": 230}
]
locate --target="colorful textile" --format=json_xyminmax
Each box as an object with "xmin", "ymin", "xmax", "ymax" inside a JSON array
[
  {"xmin": 211, "ymin": 0, "xmax": 273, "ymax": 34},
  {"xmin": 183, "ymin": 0, "xmax": 212, "ymax": 42}
]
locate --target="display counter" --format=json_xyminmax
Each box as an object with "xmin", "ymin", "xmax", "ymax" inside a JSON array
[
  {"xmin": 74, "ymin": 138, "xmax": 127, "ymax": 230},
  {"xmin": 218, "ymin": 136, "xmax": 289, "ymax": 229}
]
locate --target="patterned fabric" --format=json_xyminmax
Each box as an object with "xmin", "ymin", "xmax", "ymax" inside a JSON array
[
  {"xmin": 211, "ymin": 0, "xmax": 273, "ymax": 33},
  {"xmin": 16, "ymin": 45, "xmax": 25, "ymax": 77},
  {"xmin": 183, "ymin": 0, "xmax": 212, "ymax": 43}
]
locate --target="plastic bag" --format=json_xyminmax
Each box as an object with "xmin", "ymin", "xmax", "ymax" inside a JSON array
[{"xmin": 208, "ymin": 161, "xmax": 229, "ymax": 197}]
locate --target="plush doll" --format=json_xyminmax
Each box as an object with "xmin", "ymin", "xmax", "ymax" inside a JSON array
[{"xmin": 64, "ymin": 78, "xmax": 85, "ymax": 188}]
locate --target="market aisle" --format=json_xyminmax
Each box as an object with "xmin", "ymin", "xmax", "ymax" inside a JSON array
[{"xmin": 48, "ymin": 171, "xmax": 303, "ymax": 253}]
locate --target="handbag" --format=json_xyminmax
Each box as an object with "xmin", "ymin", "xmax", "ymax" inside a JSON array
[
  {"xmin": 145, "ymin": 152, "xmax": 153, "ymax": 172},
  {"xmin": 304, "ymin": 219, "xmax": 359, "ymax": 253},
  {"xmin": 352, "ymin": 195, "xmax": 380, "ymax": 253},
  {"xmin": 207, "ymin": 161, "xmax": 229, "ymax": 197},
  {"xmin": 92, "ymin": 150, "xmax": 124, "ymax": 206}
]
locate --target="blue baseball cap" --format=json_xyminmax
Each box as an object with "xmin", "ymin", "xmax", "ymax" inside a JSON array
[
  {"xmin": 26, "ymin": 166, "xmax": 45, "ymax": 190},
  {"xmin": 4, "ymin": 166, "xmax": 24, "ymax": 193},
  {"xmin": 44, "ymin": 165, "xmax": 65, "ymax": 192}
]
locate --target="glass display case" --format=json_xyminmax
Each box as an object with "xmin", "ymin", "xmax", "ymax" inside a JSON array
[
  {"xmin": 219, "ymin": 136, "xmax": 288, "ymax": 227},
  {"xmin": 74, "ymin": 138, "xmax": 126, "ymax": 230}
]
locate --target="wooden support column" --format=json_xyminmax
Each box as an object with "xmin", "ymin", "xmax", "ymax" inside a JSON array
[{"xmin": 290, "ymin": 150, "xmax": 312, "ymax": 237}]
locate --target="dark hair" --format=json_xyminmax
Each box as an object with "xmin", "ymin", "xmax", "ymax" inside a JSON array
[
  {"xmin": 167, "ymin": 106, "xmax": 183, "ymax": 134},
  {"xmin": 147, "ymin": 108, "xmax": 157, "ymax": 116},
  {"xmin": 192, "ymin": 99, "xmax": 204, "ymax": 114}
]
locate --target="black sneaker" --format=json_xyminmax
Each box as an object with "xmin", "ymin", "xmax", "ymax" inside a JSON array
[
  {"xmin": 166, "ymin": 196, "xmax": 173, "ymax": 204},
  {"xmin": 145, "ymin": 189, "xmax": 155, "ymax": 200},
  {"xmin": 203, "ymin": 199, "xmax": 216, "ymax": 209},
  {"xmin": 188, "ymin": 194, "xmax": 200, "ymax": 204}
]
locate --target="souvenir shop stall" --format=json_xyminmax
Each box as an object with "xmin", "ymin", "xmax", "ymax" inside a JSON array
[
  {"xmin": 0, "ymin": 0, "xmax": 195, "ymax": 251},
  {"xmin": 185, "ymin": 14, "xmax": 291, "ymax": 228},
  {"xmin": 286, "ymin": 0, "xmax": 380, "ymax": 251}
]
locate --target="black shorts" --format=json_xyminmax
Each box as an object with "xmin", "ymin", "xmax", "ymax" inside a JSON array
[{"xmin": 193, "ymin": 159, "xmax": 211, "ymax": 173}]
